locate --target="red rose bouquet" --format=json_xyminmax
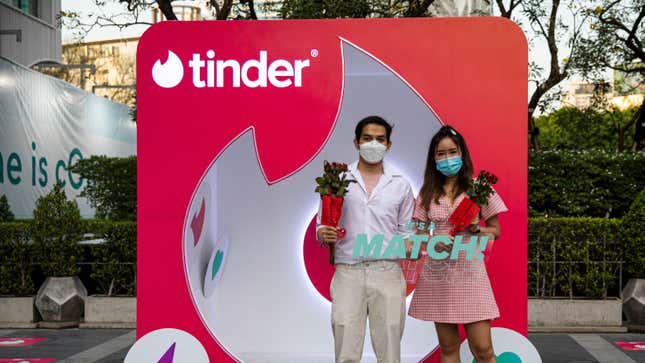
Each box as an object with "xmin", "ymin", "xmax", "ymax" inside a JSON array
[
  {"xmin": 315, "ymin": 161, "xmax": 356, "ymax": 264},
  {"xmin": 447, "ymin": 170, "xmax": 499, "ymax": 237}
]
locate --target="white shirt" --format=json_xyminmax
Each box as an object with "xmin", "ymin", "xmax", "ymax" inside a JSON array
[{"xmin": 316, "ymin": 160, "xmax": 415, "ymax": 264}]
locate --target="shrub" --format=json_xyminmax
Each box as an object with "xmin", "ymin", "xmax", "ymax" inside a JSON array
[
  {"xmin": 90, "ymin": 222, "xmax": 137, "ymax": 296},
  {"xmin": 528, "ymin": 217, "xmax": 622, "ymax": 298},
  {"xmin": 67, "ymin": 156, "xmax": 136, "ymax": 221},
  {"xmin": 620, "ymin": 188, "xmax": 645, "ymax": 278},
  {"xmin": 32, "ymin": 183, "xmax": 83, "ymax": 277},
  {"xmin": 0, "ymin": 222, "xmax": 34, "ymax": 295},
  {"xmin": 529, "ymin": 150, "xmax": 645, "ymax": 218},
  {"xmin": 0, "ymin": 195, "xmax": 14, "ymax": 222}
]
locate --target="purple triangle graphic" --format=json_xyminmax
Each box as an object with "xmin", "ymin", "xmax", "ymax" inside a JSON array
[{"xmin": 157, "ymin": 342, "xmax": 176, "ymax": 363}]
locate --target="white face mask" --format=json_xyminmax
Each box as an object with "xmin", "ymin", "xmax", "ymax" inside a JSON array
[{"xmin": 359, "ymin": 140, "xmax": 387, "ymax": 164}]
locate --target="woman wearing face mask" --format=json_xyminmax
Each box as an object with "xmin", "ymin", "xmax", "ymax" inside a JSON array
[{"xmin": 408, "ymin": 125, "xmax": 508, "ymax": 363}]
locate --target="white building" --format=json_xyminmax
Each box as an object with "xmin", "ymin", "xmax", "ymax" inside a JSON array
[
  {"xmin": 0, "ymin": 0, "xmax": 62, "ymax": 67},
  {"xmin": 562, "ymin": 79, "xmax": 644, "ymax": 110}
]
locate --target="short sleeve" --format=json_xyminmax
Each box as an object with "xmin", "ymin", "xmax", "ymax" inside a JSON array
[
  {"xmin": 413, "ymin": 196, "xmax": 429, "ymax": 222},
  {"xmin": 480, "ymin": 187, "xmax": 509, "ymax": 221}
]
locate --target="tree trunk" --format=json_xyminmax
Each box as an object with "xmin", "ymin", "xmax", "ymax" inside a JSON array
[
  {"xmin": 528, "ymin": 87, "xmax": 546, "ymax": 151},
  {"xmin": 632, "ymin": 98, "xmax": 645, "ymax": 151},
  {"xmin": 155, "ymin": 0, "xmax": 177, "ymax": 20},
  {"xmin": 217, "ymin": 0, "xmax": 235, "ymax": 20},
  {"xmin": 404, "ymin": 0, "xmax": 436, "ymax": 17},
  {"xmin": 239, "ymin": 0, "xmax": 258, "ymax": 19}
]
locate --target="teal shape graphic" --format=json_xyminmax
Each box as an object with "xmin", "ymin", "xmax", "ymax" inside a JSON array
[
  {"xmin": 473, "ymin": 351, "xmax": 521, "ymax": 363},
  {"xmin": 212, "ymin": 250, "xmax": 224, "ymax": 280}
]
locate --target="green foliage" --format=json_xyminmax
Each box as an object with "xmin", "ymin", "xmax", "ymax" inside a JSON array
[
  {"xmin": 32, "ymin": 182, "xmax": 83, "ymax": 277},
  {"xmin": 0, "ymin": 222, "xmax": 34, "ymax": 295},
  {"xmin": 81, "ymin": 219, "xmax": 113, "ymax": 236},
  {"xmin": 620, "ymin": 188, "xmax": 645, "ymax": 278},
  {"xmin": 0, "ymin": 219, "xmax": 137, "ymax": 296},
  {"xmin": 280, "ymin": 0, "xmax": 373, "ymax": 18},
  {"xmin": 466, "ymin": 170, "xmax": 498, "ymax": 206},
  {"xmin": 529, "ymin": 217, "xmax": 622, "ymax": 298},
  {"xmin": 67, "ymin": 156, "xmax": 136, "ymax": 221},
  {"xmin": 0, "ymin": 195, "xmax": 14, "ymax": 222},
  {"xmin": 534, "ymin": 106, "xmax": 639, "ymax": 151},
  {"xmin": 529, "ymin": 150, "xmax": 645, "ymax": 218},
  {"xmin": 315, "ymin": 161, "xmax": 356, "ymax": 197},
  {"xmin": 278, "ymin": 0, "xmax": 460, "ymax": 19},
  {"xmin": 90, "ymin": 222, "xmax": 136, "ymax": 296},
  {"xmin": 573, "ymin": 0, "xmax": 645, "ymax": 80}
]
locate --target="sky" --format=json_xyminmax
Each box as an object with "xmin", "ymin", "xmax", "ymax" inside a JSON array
[
  {"xmin": 61, "ymin": 0, "xmax": 577, "ymax": 107},
  {"xmin": 61, "ymin": 0, "xmax": 152, "ymax": 43}
]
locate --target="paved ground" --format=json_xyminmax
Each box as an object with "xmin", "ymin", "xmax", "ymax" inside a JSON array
[{"xmin": 0, "ymin": 329, "xmax": 644, "ymax": 362}]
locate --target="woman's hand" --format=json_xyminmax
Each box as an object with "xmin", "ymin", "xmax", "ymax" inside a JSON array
[
  {"xmin": 434, "ymin": 234, "xmax": 454, "ymax": 254},
  {"xmin": 404, "ymin": 238, "xmax": 415, "ymax": 259}
]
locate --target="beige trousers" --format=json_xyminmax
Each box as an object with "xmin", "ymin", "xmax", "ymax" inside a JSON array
[{"xmin": 330, "ymin": 260, "xmax": 407, "ymax": 363}]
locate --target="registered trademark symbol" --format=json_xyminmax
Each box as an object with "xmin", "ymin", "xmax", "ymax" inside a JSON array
[{"xmin": 310, "ymin": 49, "xmax": 319, "ymax": 57}]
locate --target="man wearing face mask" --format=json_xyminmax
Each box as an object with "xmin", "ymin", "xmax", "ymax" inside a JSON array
[{"xmin": 316, "ymin": 115, "xmax": 415, "ymax": 363}]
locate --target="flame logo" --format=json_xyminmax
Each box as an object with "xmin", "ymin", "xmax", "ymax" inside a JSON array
[
  {"xmin": 157, "ymin": 342, "xmax": 176, "ymax": 363},
  {"xmin": 152, "ymin": 50, "xmax": 184, "ymax": 88}
]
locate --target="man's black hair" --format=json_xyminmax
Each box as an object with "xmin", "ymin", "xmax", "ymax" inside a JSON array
[{"xmin": 354, "ymin": 115, "xmax": 393, "ymax": 142}]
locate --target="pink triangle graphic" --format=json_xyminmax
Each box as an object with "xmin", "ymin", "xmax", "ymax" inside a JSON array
[
  {"xmin": 190, "ymin": 198, "xmax": 206, "ymax": 246},
  {"xmin": 157, "ymin": 342, "xmax": 176, "ymax": 363}
]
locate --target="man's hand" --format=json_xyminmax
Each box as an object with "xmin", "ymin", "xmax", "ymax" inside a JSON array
[{"xmin": 317, "ymin": 226, "xmax": 339, "ymax": 246}]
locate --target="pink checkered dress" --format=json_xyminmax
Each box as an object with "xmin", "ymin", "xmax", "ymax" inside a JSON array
[{"xmin": 408, "ymin": 188, "xmax": 508, "ymax": 324}]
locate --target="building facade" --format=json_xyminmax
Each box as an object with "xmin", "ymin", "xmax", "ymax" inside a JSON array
[
  {"xmin": 562, "ymin": 79, "xmax": 644, "ymax": 110},
  {"xmin": 51, "ymin": 37, "xmax": 139, "ymax": 106},
  {"xmin": 0, "ymin": 0, "xmax": 62, "ymax": 66}
]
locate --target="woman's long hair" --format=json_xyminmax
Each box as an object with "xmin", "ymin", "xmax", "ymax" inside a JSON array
[{"xmin": 418, "ymin": 125, "xmax": 474, "ymax": 211}]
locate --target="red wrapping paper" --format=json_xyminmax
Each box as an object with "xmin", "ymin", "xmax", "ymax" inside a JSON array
[
  {"xmin": 448, "ymin": 196, "xmax": 481, "ymax": 236},
  {"xmin": 321, "ymin": 195, "xmax": 346, "ymax": 264}
]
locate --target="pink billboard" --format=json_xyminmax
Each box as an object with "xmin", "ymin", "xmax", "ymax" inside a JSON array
[{"xmin": 136, "ymin": 18, "xmax": 531, "ymax": 362}]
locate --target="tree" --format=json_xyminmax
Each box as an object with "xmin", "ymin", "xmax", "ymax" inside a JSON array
[
  {"xmin": 496, "ymin": 0, "xmax": 524, "ymax": 18},
  {"xmin": 60, "ymin": 0, "xmax": 261, "ymax": 40},
  {"xmin": 518, "ymin": 0, "xmax": 594, "ymax": 150},
  {"xmin": 574, "ymin": 0, "xmax": 645, "ymax": 150},
  {"xmin": 534, "ymin": 105, "xmax": 639, "ymax": 151},
  {"xmin": 68, "ymin": 156, "xmax": 137, "ymax": 221},
  {"xmin": 0, "ymin": 195, "xmax": 14, "ymax": 222},
  {"xmin": 280, "ymin": 0, "xmax": 373, "ymax": 18},
  {"xmin": 32, "ymin": 183, "xmax": 83, "ymax": 277},
  {"xmin": 279, "ymin": 0, "xmax": 497, "ymax": 18}
]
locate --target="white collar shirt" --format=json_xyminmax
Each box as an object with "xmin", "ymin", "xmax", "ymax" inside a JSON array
[{"xmin": 316, "ymin": 160, "xmax": 415, "ymax": 264}]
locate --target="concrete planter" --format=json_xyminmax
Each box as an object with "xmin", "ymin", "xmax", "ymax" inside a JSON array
[
  {"xmin": 528, "ymin": 297, "xmax": 626, "ymax": 332},
  {"xmin": 80, "ymin": 296, "xmax": 136, "ymax": 328},
  {"xmin": 35, "ymin": 276, "xmax": 87, "ymax": 326},
  {"xmin": 0, "ymin": 297, "xmax": 38, "ymax": 328},
  {"xmin": 622, "ymin": 278, "xmax": 645, "ymax": 325}
]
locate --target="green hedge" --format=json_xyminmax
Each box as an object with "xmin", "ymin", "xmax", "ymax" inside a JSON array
[
  {"xmin": 90, "ymin": 222, "xmax": 136, "ymax": 296},
  {"xmin": 528, "ymin": 217, "xmax": 623, "ymax": 299},
  {"xmin": 0, "ymin": 222, "xmax": 34, "ymax": 295},
  {"xmin": 620, "ymin": 189, "xmax": 645, "ymax": 278},
  {"xmin": 0, "ymin": 220, "xmax": 136, "ymax": 296},
  {"xmin": 529, "ymin": 150, "xmax": 645, "ymax": 218},
  {"xmin": 0, "ymin": 216, "xmax": 638, "ymax": 298}
]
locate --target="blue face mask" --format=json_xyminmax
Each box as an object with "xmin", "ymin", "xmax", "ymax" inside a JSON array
[{"xmin": 436, "ymin": 156, "xmax": 463, "ymax": 177}]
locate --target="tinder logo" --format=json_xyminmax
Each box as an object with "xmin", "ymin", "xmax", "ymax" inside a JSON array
[
  {"xmin": 152, "ymin": 49, "xmax": 311, "ymax": 89},
  {"xmin": 152, "ymin": 51, "xmax": 184, "ymax": 88},
  {"xmin": 124, "ymin": 328, "xmax": 208, "ymax": 363},
  {"xmin": 157, "ymin": 342, "xmax": 176, "ymax": 363}
]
